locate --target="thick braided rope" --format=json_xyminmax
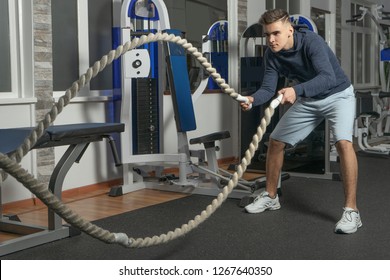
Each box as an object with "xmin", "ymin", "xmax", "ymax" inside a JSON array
[{"xmin": 0, "ymin": 32, "xmax": 279, "ymax": 248}]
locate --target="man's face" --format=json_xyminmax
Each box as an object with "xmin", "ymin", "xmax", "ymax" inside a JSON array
[{"xmin": 263, "ymin": 19, "xmax": 293, "ymax": 52}]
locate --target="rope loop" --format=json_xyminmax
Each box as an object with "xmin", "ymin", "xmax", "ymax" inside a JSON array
[{"xmin": 0, "ymin": 32, "xmax": 281, "ymax": 249}]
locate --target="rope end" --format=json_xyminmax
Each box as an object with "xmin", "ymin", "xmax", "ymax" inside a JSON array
[
  {"xmin": 270, "ymin": 95, "xmax": 283, "ymax": 109},
  {"xmin": 114, "ymin": 232, "xmax": 132, "ymax": 247}
]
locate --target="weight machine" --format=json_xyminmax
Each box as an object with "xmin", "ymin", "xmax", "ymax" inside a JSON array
[
  {"xmin": 111, "ymin": 0, "xmax": 274, "ymax": 198},
  {"xmin": 201, "ymin": 20, "xmax": 229, "ymax": 90},
  {"xmin": 354, "ymin": 90, "xmax": 390, "ymax": 156},
  {"xmin": 347, "ymin": 5, "xmax": 390, "ymax": 156}
]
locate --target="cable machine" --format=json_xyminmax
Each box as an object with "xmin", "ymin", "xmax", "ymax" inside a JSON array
[
  {"xmin": 110, "ymin": 0, "xmax": 172, "ymax": 195},
  {"xmin": 111, "ymin": 0, "xmax": 265, "ymax": 198}
]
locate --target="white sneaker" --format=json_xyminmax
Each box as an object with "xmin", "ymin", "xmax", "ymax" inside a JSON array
[
  {"xmin": 245, "ymin": 191, "xmax": 281, "ymax": 214},
  {"xmin": 334, "ymin": 207, "xmax": 362, "ymax": 234}
]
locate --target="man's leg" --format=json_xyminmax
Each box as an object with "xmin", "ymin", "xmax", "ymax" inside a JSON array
[
  {"xmin": 265, "ymin": 138, "xmax": 286, "ymax": 198},
  {"xmin": 321, "ymin": 85, "xmax": 361, "ymax": 233},
  {"xmin": 335, "ymin": 140, "xmax": 358, "ymax": 209},
  {"xmin": 245, "ymin": 100, "xmax": 317, "ymax": 214},
  {"xmin": 244, "ymin": 138, "xmax": 285, "ymax": 213},
  {"xmin": 334, "ymin": 139, "xmax": 362, "ymax": 234}
]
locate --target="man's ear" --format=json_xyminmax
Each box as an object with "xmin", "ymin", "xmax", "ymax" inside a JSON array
[{"xmin": 288, "ymin": 24, "xmax": 294, "ymax": 35}]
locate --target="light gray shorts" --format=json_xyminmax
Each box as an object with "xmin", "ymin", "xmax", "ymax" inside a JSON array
[{"xmin": 271, "ymin": 85, "xmax": 355, "ymax": 146}]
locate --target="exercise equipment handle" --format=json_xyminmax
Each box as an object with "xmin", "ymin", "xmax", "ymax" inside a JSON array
[
  {"xmin": 235, "ymin": 94, "xmax": 249, "ymax": 103},
  {"xmin": 270, "ymin": 94, "xmax": 283, "ymax": 109},
  {"xmin": 236, "ymin": 94, "xmax": 283, "ymax": 110},
  {"xmin": 236, "ymin": 94, "xmax": 252, "ymax": 110}
]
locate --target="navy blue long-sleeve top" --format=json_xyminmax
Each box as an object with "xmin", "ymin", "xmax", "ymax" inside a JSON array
[{"xmin": 251, "ymin": 29, "xmax": 351, "ymax": 106}]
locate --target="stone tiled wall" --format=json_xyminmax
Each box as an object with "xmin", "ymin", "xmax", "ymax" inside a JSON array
[{"xmin": 33, "ymin": 0, "xmax": 54, "ymax": 185}]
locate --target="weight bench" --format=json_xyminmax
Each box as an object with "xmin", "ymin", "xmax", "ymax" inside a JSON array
[{"xmin": 0, "ymin": 122, "xmax": 124, "ymax": 256}]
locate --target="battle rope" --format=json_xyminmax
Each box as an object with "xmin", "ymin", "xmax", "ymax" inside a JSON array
[{"xmin": 0, "ymin": 32, "xmax": 282, "ymax": 248}]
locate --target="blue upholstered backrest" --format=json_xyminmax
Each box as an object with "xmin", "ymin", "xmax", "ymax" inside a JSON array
[{"xmin": 164, "ymin": 30, "xmax": 197, "ymax": 133}]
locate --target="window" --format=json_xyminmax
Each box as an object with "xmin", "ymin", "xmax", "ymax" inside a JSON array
[
  {"xmin": 0, "ymin": 0, "xmax": 22, "ymax": 98},
  {"xmin": 0, "ymin": 0, "xmax": 33, "ymax": 100},
  {"xmin": 51, "ymin": 0, "xmax": 113, "ymax": 97},
  {"xmin": 0, "ymin": 0, "xmax": 12, "ymax": 94},
  {"xmin": 52, "ymin": 0, "xmax": 79, "ymax": 92},
  {"xmin": 88, "ymin": 0, "xmax": 113, "ymax": 91}
]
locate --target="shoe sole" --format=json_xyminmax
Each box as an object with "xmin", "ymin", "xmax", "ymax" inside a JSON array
[
  {"xmin": 335, "ymin": 221, "xmax": 363, "ymax": 234},
  {"xmin": 245, "ymin": 205, "xmax": 281, "ymax": 214}
]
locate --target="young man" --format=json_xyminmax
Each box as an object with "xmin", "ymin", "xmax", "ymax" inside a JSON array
[{"xmin": 240, "ymin": 9, "xmax": 361, "ymax": 234}]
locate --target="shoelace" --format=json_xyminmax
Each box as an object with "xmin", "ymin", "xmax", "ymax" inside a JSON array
[
  {"xmin": 255, "ymin": 193, "xmax": 269, "ymax": 201},
  {"xmin": 340, "ymin": 210, "xmax": 358, "ymax": 223},
  {"xmin": 253, "ymin": 193, "xmax": 275, "ymax": 203}
]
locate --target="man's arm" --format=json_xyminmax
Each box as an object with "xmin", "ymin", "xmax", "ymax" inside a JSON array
[{"xmin": 293, "ymin": 34, "xmax": 338, "ymax": 97}]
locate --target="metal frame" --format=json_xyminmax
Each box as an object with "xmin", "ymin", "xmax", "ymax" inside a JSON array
[{"xmin": 0, "ymin": 143, "xmax": 89, "ymax": 256}]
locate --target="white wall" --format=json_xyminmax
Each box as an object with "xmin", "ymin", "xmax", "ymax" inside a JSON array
[
  {"xmin": 0, "ymin": 102, "xmax": 35, "ymax": 203},
  {"xmin": 1, "ymin": 155, "xmax": 35, "ymax": 205}
]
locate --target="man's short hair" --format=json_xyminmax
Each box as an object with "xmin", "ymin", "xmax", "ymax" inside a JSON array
[{"xmin": 259, "ymin": 9, "xmax": 290, "ymax": 25}]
